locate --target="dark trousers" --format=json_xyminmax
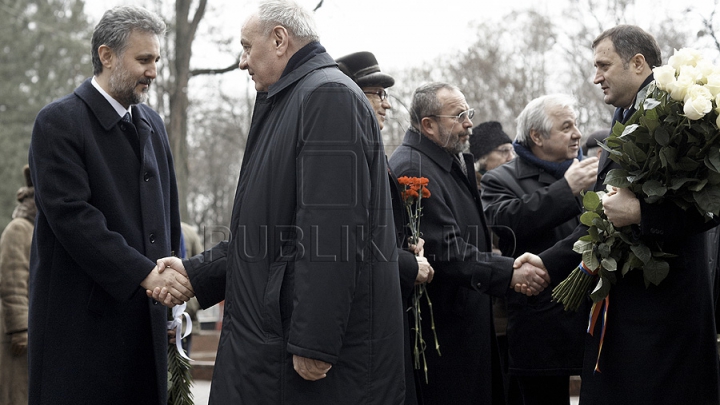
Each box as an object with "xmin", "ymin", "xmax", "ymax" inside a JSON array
[{"xmin": 516, "ymin": 375, "xmax": 570, "ymax": 405}]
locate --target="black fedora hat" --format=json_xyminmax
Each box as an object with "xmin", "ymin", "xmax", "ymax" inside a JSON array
[{"xmin": 336, "ymin": 51, "xmax": 394, "ymax": 88}]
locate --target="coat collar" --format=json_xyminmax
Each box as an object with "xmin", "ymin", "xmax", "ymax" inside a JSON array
[
  {"xmin": 514, "ymin": 155, "xmax": 558, "ymax": 185},
  {"xmin": 267, "ymin": 51, "xmax": 337, "ymax": 99},
  {"xmin": 400, "ymin": 128, "xmax": 465, "ymax": 173},
  {"xmin": 75, "ymin": 78, "xmax": 154, "ymax": 134}
]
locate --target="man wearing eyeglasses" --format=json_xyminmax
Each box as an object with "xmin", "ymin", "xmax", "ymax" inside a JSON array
[
  {"xmin": 480, "ymin": 94, "xmax": 598, "ymax": 405},
  {"xmin": 389, "ymin": 82, "xmax": 550, "ymax": 404}
]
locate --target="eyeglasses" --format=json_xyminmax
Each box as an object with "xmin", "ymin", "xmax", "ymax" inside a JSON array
[
  {"xmin": 494, "ymin": 147, "xmax": 515, "ymax": 157},
  {"xmin": 363, "ymin": 89, "xmax": 389, "ymax": 101},
  {"xmin": 429, "ymin": 108, "xmax": 475, "ymax": 123}
]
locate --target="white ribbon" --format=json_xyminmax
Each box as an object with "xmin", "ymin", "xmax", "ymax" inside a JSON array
[{"xmin": 167, "ymin": 302, "xmax": 193, "ymax": 361}]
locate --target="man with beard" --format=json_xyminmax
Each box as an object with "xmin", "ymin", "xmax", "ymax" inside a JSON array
[
  {"xmin": 27, "ymin": 6, "xmax": 191, "ymax": 405},
  {"xmin": 388, "ymin": 82, "xmax": 550, "ymax": 404}
]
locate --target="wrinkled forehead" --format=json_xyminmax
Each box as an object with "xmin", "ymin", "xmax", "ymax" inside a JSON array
[{"xmin": 240, "ymin": 14, "xmax": 261, "ymax": 40}]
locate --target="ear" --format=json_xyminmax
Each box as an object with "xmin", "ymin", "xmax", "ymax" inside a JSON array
[
  {"xmin": 420, "ymin": 117, "xmax": 436, "ymax": 136},
  {"xmin": 272, "ymin": 26, "xmax": 290, "ymax": 56},
  {"xmin": 530, "ymin": 129, "xmax": 543, "ymax": 147},
  {"xmin": 630, "ymin": 53, "xmax": 647, "ymax": 73},
  {"xmin": 98, "ymin": 45, "xmax": 114, "ymax": 71}
]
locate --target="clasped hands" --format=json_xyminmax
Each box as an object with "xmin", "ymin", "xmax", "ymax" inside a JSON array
[
  {"xmin": 142, "ymin": 256, "xmax": 194, "ymax": 307},
  {"xmin": 511, "ymin": 253, "xmax": 551, "ymax": 296}
]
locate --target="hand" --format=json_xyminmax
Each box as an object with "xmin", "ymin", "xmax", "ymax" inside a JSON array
[
  {"xmin": 564, "ymin": 157, "xmax": 599, "ymax": 195},
  {"xmin": 408, "ymin": 237, "xmax": 425, "ymax": 257},
  {"xmin": 293, "ymin": 355, "xmax": 332, "ymax": 381},
  {"xmin": 511, "ymin": 253, "xmax": 550, "ymax": 296},
  {"xmin": 602, "ymin": 187, "xmax": 640, "ymax": 227},
  {"xmin": 142, "ymin": 258, "xmax": 193, "ymax": 307},
  {"xmin": 168, "ymin": 328, "xmax": 177, "ymax": 345},
  {"xmin": 415, "ymin": 256, "xmax": 434, "ymax": 284},
  {"xmin": 10, "ymin": 331, "xmax": 27, "ymax": 356}
]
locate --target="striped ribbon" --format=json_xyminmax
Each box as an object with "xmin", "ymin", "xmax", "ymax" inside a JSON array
[{"xmin": 578, "ymin": 261, "xmax": 608, "ymax": 373}]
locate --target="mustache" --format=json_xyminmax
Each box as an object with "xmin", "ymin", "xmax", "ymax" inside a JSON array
[{"xmin": 138, "ymin": 78, "xmax": 153, "ymax": 86}]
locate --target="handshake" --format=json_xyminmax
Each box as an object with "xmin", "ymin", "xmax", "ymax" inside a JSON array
[
  {"xmin": 140, "ymin": 257, "xmax": 194, "ymax": 307},
  {"xmin": 511, "ymin": 253, "xmax": 551, "ymax": 296}
]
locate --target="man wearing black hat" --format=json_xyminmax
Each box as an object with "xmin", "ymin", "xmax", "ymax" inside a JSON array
[
  {"xmin": 337, "ymin": 51, "xmax": 434, "ymax": 405},
  {"xmin": 581, "ymin": 128, "xmax": 609, "ymax": 159},
  {"xmin": 470, "ymin": 121, "xmax": 515, "ymax": 179},
  {"xmin": 481, "ymin": 94, "xmax": 598, "ymax": 405}
]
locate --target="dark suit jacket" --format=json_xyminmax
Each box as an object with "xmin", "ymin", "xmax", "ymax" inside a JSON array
[{"xmin": 28, "ymin": 78, "xmax": 180, "ymax": 405}]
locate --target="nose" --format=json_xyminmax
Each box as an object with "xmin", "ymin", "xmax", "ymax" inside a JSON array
[
  {"xmin": 382, "ymin": 99, "xmax": 392, "ymax": 110},
  {"xmin": 239, "ymin": 53, "xmax": 248, "ymax": 70},
  {"xmin": 463, "ymin": 117, "xmax": 473, "ymax": 128},
  {"xmin": 593, "ymin": 69, "xmax": 602, "ymax": 85},
  {"xmin": 146, "ymin": 61, "xmax": 157, "ymax": 79}
]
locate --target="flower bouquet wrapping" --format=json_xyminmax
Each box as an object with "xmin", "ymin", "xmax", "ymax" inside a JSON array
[
  {"xmin": 553, "ymin": 48, "xmax": 720, "ymax": 313},
  {"xmin": 397, "ymin": 176, "xmax": 440, "ymax": 383},
  {"xmin": 167, "ymin": 303, "xmax": 194, "ymax": 405}
]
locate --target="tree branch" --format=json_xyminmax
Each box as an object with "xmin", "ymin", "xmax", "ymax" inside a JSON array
[{"xmin": 190, "ymin": 61, "xmax": 240, "ymax": 76}]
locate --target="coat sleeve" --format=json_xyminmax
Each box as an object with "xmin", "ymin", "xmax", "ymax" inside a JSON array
[
  {"xmin": 29, "ymin": 105, "xmax": 156, "ymax": 302},
  {"xmin": 0, "ymin": 219, "xmax": 31, "ymax": 334},
  {"xmin": 286, "ymin": 83, "xmax": 384, "ymax": 364},
  {"xmin": 398, "ymin": 249, "xmax": 418, "ymax": 301},
  {"xmin": 480, "ymin": 167, "xmax": 582, "ymax": 253},
  {"xmin": 184, "ymin": 241, "xmax": 228, "ymax": 309}
]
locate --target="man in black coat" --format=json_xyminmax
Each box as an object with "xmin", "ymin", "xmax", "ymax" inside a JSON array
[
  {"xmin": 28, "ymin": 6, "xmax": 191, "ymax": 405},
  {"xmin": 337, "ymin": 50, "xmax": 434, "ymax": 405},
  {"xmin": 150, "ymin": 1, "xmax": 405, "ymax": 404},
  {"xmin": 517, "ymin": 25, "xmax": 720, "ymax": 404},
  {"xmin": 481, "ymin": 94, "xmax": 598, "ymax": 405},
  {"xmin": 388, "ymin": 82, "xmax": 550, "ymax": 405}
]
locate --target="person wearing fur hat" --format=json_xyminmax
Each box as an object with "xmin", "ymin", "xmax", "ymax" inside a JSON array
[
  {"xmin": 0, "ymin": 165, "xmax": 35, "ymax": 405},
  {"xmin": 470, "ymin": 121, "xmax": 516, "ymax": 179},
  {"xmin": 337, "ymin": 51, "xmax": 433, "ymax": 405},
  {"xmin": 481, "ymin": 94, "xmax": 598, "ymax": 405}
]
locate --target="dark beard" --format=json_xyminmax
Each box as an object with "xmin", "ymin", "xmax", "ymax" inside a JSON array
[{"xmin": 109, "ymin": 64, "xmax": 150, "ymax": 106}]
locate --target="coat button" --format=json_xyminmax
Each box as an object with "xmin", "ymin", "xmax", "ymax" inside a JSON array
[
  {"xmin": 119, "ymin": 124, "xmax": 126, "ymax": 131},
  {"xmin": 144, "ymin": 172, "xmax": 151, "ymax": 182},
  {"xmin": 153, "ymin": 300, "xmax": 159, "ymax": 305},
  {"xmin": 476, "ymin": 282, "xmax": 482, "ymax": 288},
  {"xmin": 149, "ymin": 234, "xmax": 155, "ymax": 244}
]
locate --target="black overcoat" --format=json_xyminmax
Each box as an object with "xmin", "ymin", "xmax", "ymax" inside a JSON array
[
  {"xmin": 28, "ymin": 79, "xmax": 180, "ymax": 404},
  {"xmin": 389, "ymin": 129, "xmax": 514, "ymax": 405},
  {"xmin": 185, "ymin": 50, "xmax": 405, "ymax": 405},
  {"xmin": 480, "ymin": 156, "xmax": 586, "ymax": 376},
  {"xmin": 539, "ymin": 75, "xmax": 720, "ymax": 404}
]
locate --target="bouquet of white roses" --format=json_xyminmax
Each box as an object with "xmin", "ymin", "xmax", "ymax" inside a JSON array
[{"xmin": 552, "ymin": 48, "xmax": 720, "ymax": 313}]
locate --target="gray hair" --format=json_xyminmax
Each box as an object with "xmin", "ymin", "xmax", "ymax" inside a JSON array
[
  {"xmin": 592, "ymin": 25, "xmax": 662, "ymax": 69},
  {"xmin": 409, "ymin": 82, "xmax": 460, "ymax": 129},
  {"xmin": 515, "ymin": 94, "xmax": 577, "ymax": 147},
  {"xmin": 257, "ymin": 0, "xmax": 319, "ymax": 45},
  {"xmin": 91, "ymin": 6, "xmax": 166, "ymax": 76}
]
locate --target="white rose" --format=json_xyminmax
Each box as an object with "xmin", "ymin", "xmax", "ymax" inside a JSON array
[
  {"xmin": 653, "ymin": 65, "xmax": 676, "ymax": 91},
  {"xmin": 669, "ymin": 69, "xmax": 696, "ymax": 101},
  {"xmin": 716, "ymin": 93, "xmax": 720, "ymax": 112},
  {"xmin": 683, "ymin": 84, "xmax": 713, "ymax": 120},
  {"xmin": 716, "ymin": 113, "xmax": 720, "ymax": 129},
  {"xmin": 696, "ymin": 59, "xmax": 716, "ymax": 83},
  {"xmin": 669, "ymin": 48, "xmax": 703, "ymax": 70},
  {"xmin": 705, "ymin": 72, "xmax": 720, "ymax": 97}
]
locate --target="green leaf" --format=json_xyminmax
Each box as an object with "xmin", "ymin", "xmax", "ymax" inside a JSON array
[
  {"xmin": 623, "ymin": 142, "xmax": 648, "ymax": 164},
  {"xmin": 583, "ymin": 249, "xmax": 599, "ymax": 271},
  {"xmin": 705, "ymin": 148, "xmax": 720, "ymax": 172},
  {"xmin": 604, "ymin": 169, "xmax": 631, "ymax": 188},
  {"xmin": 643, "ymin": 258, "xmax": 670, "ymax": 286},
  {"xmin": 659, "ymin": 147, "xmax": 677, "ymax": 169},
  {"xmin": 689, "ymin": 178, "xmax": 708, "ymax": 192},
  {"xmin": 642, "ymin": 179, "xmax": 667, "ymax": 197},
  {"xmin": 654, "ymin": 126, "xmax": 671, "ymax": 146},
  {"xmin": 643, "ymin": 97, "xmax": 661, "ymax": 111},
  {"xmin": 669, "ymin": 177, "xmax": 696, "ymax": 190},
  {"xmin": 675, "ymin": 157, "xmax": 701, "ymax": 171},
  {"xmin": 589, "ymin": 276, "xmax": 612, "ymax": 303},
  {"xmin": 621, "ymin": 124, "xmax": 639, "ymax": 137},
  {"xmin": 582, "ymin": 191, "xmax": 601, "ymax": 211},
  {"xmin": 580, "ymin": 211, "xmax": 601, "ymax": 227},
  {"xmin": 601, "ymin": 257, "xmax": 617, "ymax": 272},
  {"xmin": 573, "ymin": 239, "xmax": 593, "ymax": 254},
  {"xmin": 630, "ymin": 243, "xmax": 651, "ymax": 264},
  {"xmin": 693, "ymin": 185, "xmax": 720, "ymax": 215},
  {"xmin": 597, "ymin": 242, "xmax": 612, "ymax": 258}
]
